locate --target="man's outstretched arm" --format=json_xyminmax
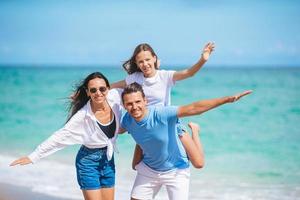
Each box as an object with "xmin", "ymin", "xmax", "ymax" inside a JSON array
[{"xmin": 177, "ymin": 90, "xmax": 252, "ymax": 118}]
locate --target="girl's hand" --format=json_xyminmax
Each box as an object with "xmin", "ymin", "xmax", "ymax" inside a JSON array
[
  {"xmin": 10, "ymin": 156, "xmax": 32, "ymax": 166},
  {"xmin": 201, "ymin": 42, "xmax": 215, "ymax": 61}
]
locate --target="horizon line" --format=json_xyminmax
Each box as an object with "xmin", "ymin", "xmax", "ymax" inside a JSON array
[{"xmin": 0, "ymin": 64, "xmax": 300, "ymax": 70}]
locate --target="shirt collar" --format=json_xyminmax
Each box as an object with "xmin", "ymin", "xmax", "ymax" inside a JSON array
[
  {"xmin": 85, "ymin": 100, "xmax": 95, "ymax": 119},
  {"xmin": 142, "ymin": 70, "xmax": 158, "ymax": 85},
  {"xmin": 85, "ymin": 98, "xmax": 114, "ymax": 120}
]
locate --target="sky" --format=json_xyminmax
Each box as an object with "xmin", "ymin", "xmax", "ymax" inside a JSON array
[{"xmin": 0, "ymin": 0, "xmax": 300, "ymax": 67}]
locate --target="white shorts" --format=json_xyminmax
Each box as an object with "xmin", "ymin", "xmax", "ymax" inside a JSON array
[{"xmin": 131, "ymin": 162, "xmax": 190, "ymax": 200}]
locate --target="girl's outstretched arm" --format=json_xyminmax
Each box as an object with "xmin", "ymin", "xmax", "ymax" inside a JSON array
[
  {"xmin": 179, "ymin": 122, "xmax": 204, "ymax": 169},
  {"xmin": 173, "ymin": 42, "xmax": 215, "ymax": 82},
  {"xmin": 111, "ymin": 80, "xmax": 127, "ymax": 89}
]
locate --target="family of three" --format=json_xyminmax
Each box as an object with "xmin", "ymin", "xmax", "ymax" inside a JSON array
[{"xmin": 10, "ymin": 42, "xmax": 251, "ymax": 200}]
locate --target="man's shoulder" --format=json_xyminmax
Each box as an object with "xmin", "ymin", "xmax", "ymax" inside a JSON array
[
  {"xmin": 120, "ymin": 110, "xmax": 132, "ymax": 123},
  {"xmin": 152, "ymin": 105, "xmax": 177, "ymax": 111},
  {"xmin": 151, "ymin": 105, "xmax": 178, "ymax": 117}
]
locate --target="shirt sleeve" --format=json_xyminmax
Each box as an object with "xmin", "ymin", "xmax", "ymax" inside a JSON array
[
  {"xmin": 161, "ymin": 70, "xmax": 176, "ymax": 87},
  {"xmin": 125, "ymin": 73, "xmax": 137, "ymax": 85},
  {"xmin": 158, "ymin": 106, "xmax": 184, "ymax": 137},
  {"xmin": 28, "ymin": 112, "xmax": 85, "ymax": 163},
  {"xmin": 157, "ymin": 106, "xmax": 178, "ymax": 121},
  {"xmin": 176, "ymin": 119, "xmax": 186, "ymax": 137},
  {"xmin": 120, "ymin": 111, "xmax": 128, "ymax": 130},
  {"xmin": 108, "ymin": 88, "xmax": 122, "ymax": 105}
]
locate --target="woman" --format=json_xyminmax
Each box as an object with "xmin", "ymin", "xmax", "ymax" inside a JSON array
[{"xmin": 10, "ymin": 72, "xmax": 123, "ymax": 200}]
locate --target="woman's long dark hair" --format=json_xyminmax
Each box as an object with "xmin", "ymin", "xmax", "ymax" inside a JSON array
[
  {"xmin": 66, "ymin": 72, "xmax": 110, "ymax": 122},
  {"xmin": 122, "ymin": 43, "xmax": 159, "ymax": 74}
]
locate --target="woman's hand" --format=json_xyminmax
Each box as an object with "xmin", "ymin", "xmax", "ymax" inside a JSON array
[{"xmin": 10, "ymin": 156, "xmax": 33, "ymax": 166}]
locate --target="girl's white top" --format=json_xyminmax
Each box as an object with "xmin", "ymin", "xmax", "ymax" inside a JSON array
[
  {"xmin": 28, "ymin": 89, "xmax": 123, "ymax": 163},
  {"xmin": 125, "ymin": 70, "xmax": 176, "ymax": 106}
]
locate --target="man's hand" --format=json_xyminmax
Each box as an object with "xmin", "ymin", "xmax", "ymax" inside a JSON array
[{"xmin": 227, "ymin": 90, "xmax": 253, "ymax": 103}]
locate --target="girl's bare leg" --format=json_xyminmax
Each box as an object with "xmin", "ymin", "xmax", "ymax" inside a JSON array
[
  {"xmin": 188, "ymin": 122, "xmax": 204, "ymax": 158},
  {"xmin": 179, "ymin": 122, "xmax": 204, "ymax": 169}
]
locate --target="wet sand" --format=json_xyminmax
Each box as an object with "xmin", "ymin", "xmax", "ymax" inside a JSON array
[{"xmin": 0, "ymin": 183, "xmax": 75, "ymax": 200}]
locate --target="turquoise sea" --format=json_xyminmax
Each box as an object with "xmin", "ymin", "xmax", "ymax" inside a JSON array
[{"xmin": 0, "ymin": 66, "xmax": 300, "ymax": 200}]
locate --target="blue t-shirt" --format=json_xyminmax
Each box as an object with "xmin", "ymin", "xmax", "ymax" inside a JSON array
[{"xmin": 121, "ymin": 106, "xmax": 189, "ymax": 172}]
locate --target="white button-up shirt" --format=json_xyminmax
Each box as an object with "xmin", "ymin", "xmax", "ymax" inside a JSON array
[{"xmin": 28, "ymin": 89, "xmax": 123, "ymax": 163}]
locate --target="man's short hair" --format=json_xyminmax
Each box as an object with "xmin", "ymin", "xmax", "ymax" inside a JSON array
[{"xmin": 121, "ymin": 82, "xmax": 146, "ymax": 103}]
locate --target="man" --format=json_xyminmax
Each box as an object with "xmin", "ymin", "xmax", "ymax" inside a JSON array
[{"xmin": 120, "ymin": 82, "xmax": 251, "ymax": 200}]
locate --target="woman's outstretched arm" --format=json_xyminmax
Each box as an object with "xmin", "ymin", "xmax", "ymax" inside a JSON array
[
  {"xmin": 10, "ymin": 157, "xmax": 32, "ymax": 166},
  {"xmin": 10, "ymin": 112, "xmax": 86, "ymax": 166}
]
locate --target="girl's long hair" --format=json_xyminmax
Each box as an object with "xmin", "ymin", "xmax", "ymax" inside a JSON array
[
  {"xmin": 66, "ymin": 72, "xmax": 110, "ymax": 122},
  {"xmin": 122, "ymin": 43, "xmax": 159, "ymax": 74}
]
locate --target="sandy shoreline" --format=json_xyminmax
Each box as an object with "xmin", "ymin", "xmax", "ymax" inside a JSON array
[{"xmin": 0, "ymin": 182, "xmax": 75, "ymax": 200}]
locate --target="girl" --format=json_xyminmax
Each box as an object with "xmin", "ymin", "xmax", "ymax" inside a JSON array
[
  {"xmin": 112, "ymin": 42, "xmax": 215, "ymax": 106},
  {"xmin": 10, "ymin": 72, "xmax": 123, "ymax": 200}
]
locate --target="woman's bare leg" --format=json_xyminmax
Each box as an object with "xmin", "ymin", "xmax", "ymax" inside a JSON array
[
  {"xmin": 82, "ymin": 189, "xmax": 102, "ymax": 200},
  {"xmin": 82, "ymin": 188, "xmax": 114, "ymax": 200},
  {"xmin": 101, "ymin": 188, "xmax": 114, "ymax": 200}
]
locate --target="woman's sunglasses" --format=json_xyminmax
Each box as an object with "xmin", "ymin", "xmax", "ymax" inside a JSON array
[{"xmin": 89, "ymin": 87, "xmax": 107, "ymax": 94}]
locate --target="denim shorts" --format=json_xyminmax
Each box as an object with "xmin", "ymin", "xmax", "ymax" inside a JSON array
[{"xmin": 75, "ymin": 145, "xmax": 115, "ymax": 190}]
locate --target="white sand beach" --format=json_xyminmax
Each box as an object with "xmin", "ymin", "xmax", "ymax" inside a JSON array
[{"xmin": 0, "ymin": 183, "xmax": 74, "ymax": 200}]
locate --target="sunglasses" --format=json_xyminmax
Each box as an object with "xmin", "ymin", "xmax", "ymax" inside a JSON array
[{"xmin": 89, "ymin": 86, "xmax": 107, "ymax": 94}]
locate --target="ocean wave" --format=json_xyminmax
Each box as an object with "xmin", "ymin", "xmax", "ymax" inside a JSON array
[{"xmin": 2, "ymin": 155, "xmax": 300, "ymax": 199}]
